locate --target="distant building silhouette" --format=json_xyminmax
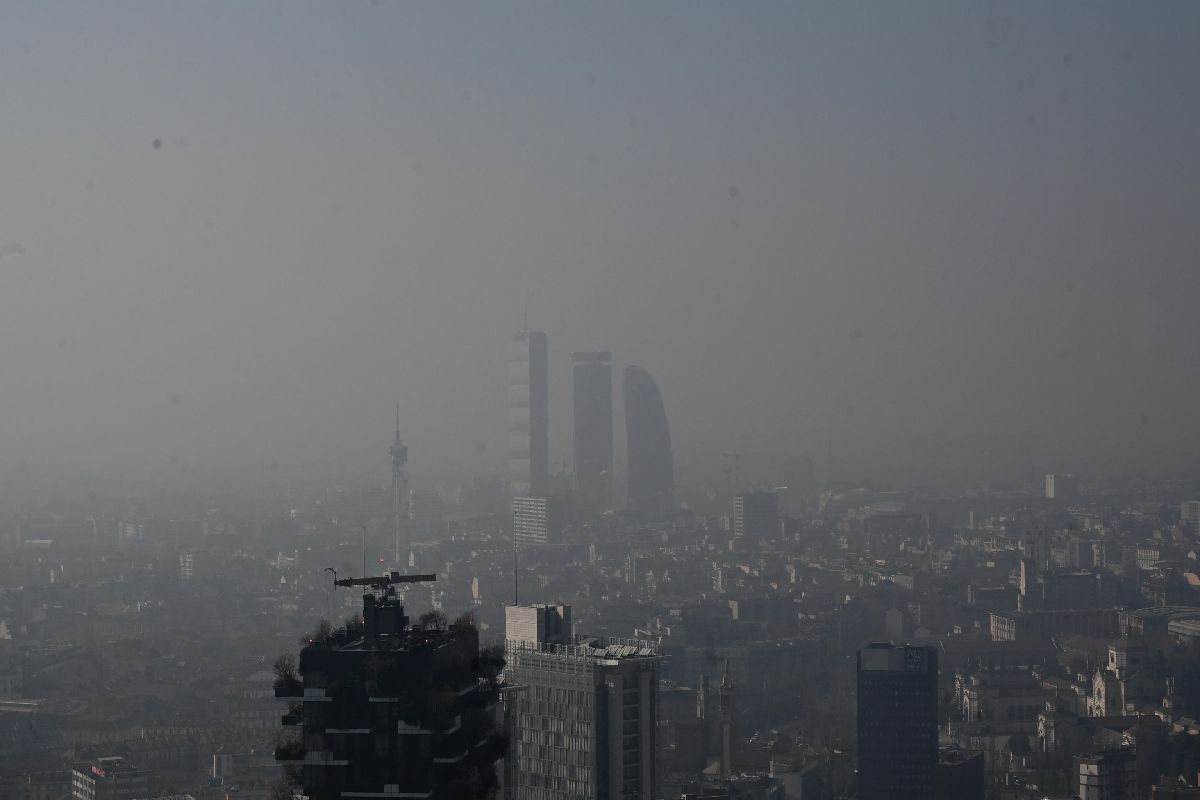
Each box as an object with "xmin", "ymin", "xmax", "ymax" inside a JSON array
[
  {"xmin": 622, "ymin": 365, "xmax": 673, "ymax": 516},
  {"xmin": 1045, "ymin": 473, "xmax": 1078, "ymax": 501},
  {"xmin": 509, "ymin": 332, "xmax": 549, "ymax": 496},
  {"xmin": 572, "ymin": 351, "xmax": 613, "ymax": 516},
  {"xmin": 856, "ymin": 642, "xmax": 938, "ymax": 800}
]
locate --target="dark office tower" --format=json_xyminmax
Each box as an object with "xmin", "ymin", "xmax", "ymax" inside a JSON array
[
  {"xmin": 733, "ymin": 491, "xmax": 780, "ymax": 541},
  {"xmin": 623, "ymin": 365, "xmax": 674, "ymax": 516},
  {"xmin": 856, "ymin": 642, "xmax": 938, "ymax": 800},
  {"xmin": 275, "ymin": 573, "xmax": 505, "ymax": 800},
  {"xmin": 572, "ymin": 351, "xmax": 613, "ymax": 516},
  {"xmin": 509, "ymin": 331, "xmax": 549, "ymax": 497},
  {"xmin": 936, "ymin": 749, "xmax": 984, "ymax": 800}
]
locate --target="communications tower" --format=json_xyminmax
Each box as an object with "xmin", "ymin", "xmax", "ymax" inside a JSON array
[{"xmin": 390, "ymin": 404, "xmax": 408, "ymax": 567}]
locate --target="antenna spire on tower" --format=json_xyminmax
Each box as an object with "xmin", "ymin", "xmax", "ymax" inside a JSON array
[{"xmin": 390, "ymin": 406, "xmax": 409, "ymax": 568}]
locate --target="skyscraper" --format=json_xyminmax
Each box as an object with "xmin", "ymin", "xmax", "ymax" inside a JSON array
[
  {"xmin": 505, "ymin": 604, "xmax": 659, "ymax": 800},
  {"xmin": 572, "ymin": 351, "xmax": 613, "ymax": 516},
  {"xmin": 512, "ymin": 495, "xmax": 564, "ymax": 547},
  {"xmin": 856, "ymin": 642, "xmax": 938, "ymax": 800},
  {"xmin": 622, "ymin": 365, "xmax": 673, "ymax": 516},
  {"xmin": 733, "ymin": 491, "xmax": 780, "ymax": 542},
  {"xmin": 509, "ymin": 332, "xmax": 549, "ymax": 497}
]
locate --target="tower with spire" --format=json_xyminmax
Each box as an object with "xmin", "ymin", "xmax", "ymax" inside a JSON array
[
  {"xmin": 390, "ymin": 404, "xmax": 408, "ymax": 568},
  {"xmin": 719, "ymin": 659, "xmax": 736, "ymax": 779}
]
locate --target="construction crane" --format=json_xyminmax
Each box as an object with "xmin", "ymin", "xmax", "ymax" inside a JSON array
[{"xmin": 324, "ymin": 569, "xmax": 436, "ymax": 592}]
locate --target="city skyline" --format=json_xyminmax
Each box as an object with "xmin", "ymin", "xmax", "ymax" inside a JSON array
[
  {"xmin": 3, "ymin": 4, "xmax": 1200, "ymax": 800},
  {"xmin": 0, "ymin": 2, "xmax": 1197, "ymax": 491}
]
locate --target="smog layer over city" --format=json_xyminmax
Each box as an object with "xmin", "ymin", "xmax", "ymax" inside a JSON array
[{"xmin": 1, "ymin": 4, "xmax": 1198, "ymax": 800}]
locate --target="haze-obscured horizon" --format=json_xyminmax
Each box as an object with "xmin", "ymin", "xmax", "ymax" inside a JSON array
[{"xmin": 2, "ymin": 2, "xmax": 1198, "ymax": 496}]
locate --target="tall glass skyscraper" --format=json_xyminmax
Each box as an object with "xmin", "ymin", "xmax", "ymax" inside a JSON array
[
  {"xmin": 622, "ymin": 365, "xmax": 673, "ymax": 516},
  {"xmin": 572, "ymin": 351, "xmax": 613, "ymax": 516},
  {"xmin": 509, "ymin": 331, "xmax": 549, "ymax": 496}
]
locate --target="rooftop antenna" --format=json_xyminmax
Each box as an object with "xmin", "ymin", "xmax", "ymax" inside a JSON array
[
  {"xmin": 523, "ymin": 290, "xmax": 535, "ymax": 333},
  {"xmin": 513, "ymin": 543, "xmax": 519, "ymax": 605},
  {"xmin": 324, "ymin": 567, "xmax": 337, "ymax": 618}
]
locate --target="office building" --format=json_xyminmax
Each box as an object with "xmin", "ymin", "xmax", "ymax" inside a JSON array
[
  {"xmin": 505, "ymin": 604, "xmax": 659, "ymax": 800},
  {"xmin": 733, "ymin": 491, "xmax": 779, "ymax": 541},
  {"xmin": 510, "ymin": 331, "xmax": 549, "ymax": 496},
  {"xmin": 275, "ymin": 573, "xmax": 504, "ymax": 800},
  {"xmin": 1182, "ymin": 500, "xmax": 1200, "ymax": 532},
  {"xmin": 71, "ymin": 758, "xmax": 149, "ymax": 800},
  {"xmin": 856, "ymin": 642, "xmax": 938, "ymax": 800},
  {"xmin": 622, "ymin": 365, "xmax": 674, "ymax": 516},
  {"xmin": 572, "ymin": 352, "xmax": 613, "ymax": 516},
  {"xmin": 505, "ymin": 604, "xmax": 572, "ymax": 646},
  {"xmin": 1075, "ymin": 750, "xmax": 1137, "ymax": 800},
  {"xmin": 512, "ymin": 496, "xmax": 563, "ymax": 547}
]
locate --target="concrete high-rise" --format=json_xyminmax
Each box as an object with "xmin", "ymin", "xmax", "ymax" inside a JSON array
[
  {"xmin": 509, "ymin": 331, "xmax": 549, "ymax": 496},
  {"xmin": 622, "ymin": 365, "xmax": 673, "ymax": 516},
  {"xmin": 572, "ymin": 351, "xmax": 613, "ymax": 516},
  {"xmin": 733, "ymin": 491, "xmax": 780, "ymax": 542},
  {"xmin": 505, "ymin": 604, "xmax": 659, "ymax": 800},
  {"xmin": 856, "ymin": 642, "xmax": 938, "ymax": 800},
  {"xmin": 512, "ymin": 495, "xmax": 563, "ymax": 547}
]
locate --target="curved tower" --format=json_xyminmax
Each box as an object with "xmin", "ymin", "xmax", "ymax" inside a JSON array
[{"xmin": 623, "ymin": 365, "xmax": 674, "ymax": 516}]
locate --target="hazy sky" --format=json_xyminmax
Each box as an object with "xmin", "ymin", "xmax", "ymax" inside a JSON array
[{"xmin": 1, "ymin": 2, "xmax": 1198, "ymax": 492}]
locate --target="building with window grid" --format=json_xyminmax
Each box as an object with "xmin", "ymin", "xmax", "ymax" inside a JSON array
[{"xmin": 505, "ymin": 605, "xmax": 659, "ymax": 800}]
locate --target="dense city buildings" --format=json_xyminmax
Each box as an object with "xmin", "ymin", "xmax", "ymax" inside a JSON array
[
  {"xmin": 733, "ymin": 491, "xmax": 780, "ymax": 543},
  {"xmin": 856, "ymin": 642, "xmax": 938, "ymax": 800},
  {"xmin": 622, "ymin": 365, "xmax": 674, "ymax": 517},
  {"xmin": 274, "ymin": 573, "xmax": 504, "ymax": 800},
  {"xmin": 509, "ymin": 331, "xmax": 550, "ymax": 497},
  {"xmin": 504, "ymin": 604, "xmax": 659, "ymax": 800},
  {"xmin": 572, "ymin": 352, "xmax": 614, "ymax": 517},
  {"xmin": 6, "ymin": 438, "xmax": 1200, "ymax": 800}
]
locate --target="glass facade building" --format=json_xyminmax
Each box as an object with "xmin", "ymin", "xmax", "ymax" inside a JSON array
[
  {"xmin": 572, "ymin": 351, "xmax": 613, "ymax": 516},
  {"xmin": 509, "ymin": 331, "xmax": 549, "ymax": 497}
]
